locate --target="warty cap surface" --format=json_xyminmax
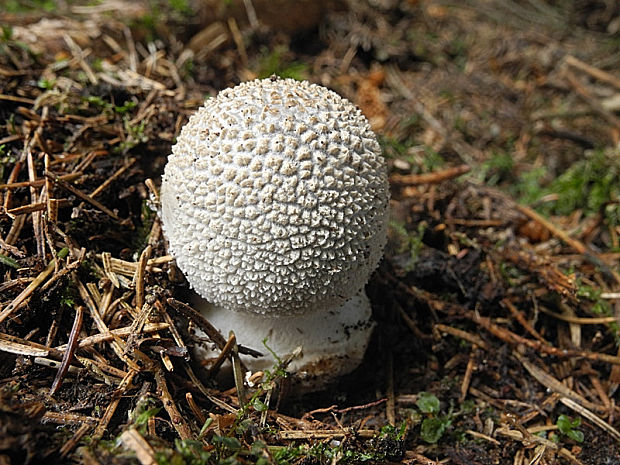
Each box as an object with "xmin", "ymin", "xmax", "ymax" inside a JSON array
[{"xmin": 161, "ymin": 78, "xmax": 389, "ymax": 315}]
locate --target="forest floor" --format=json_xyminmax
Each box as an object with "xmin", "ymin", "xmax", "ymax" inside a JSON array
[{"xmin": 0, "ymin": 1, "xmax": 619, "ymax": 464}]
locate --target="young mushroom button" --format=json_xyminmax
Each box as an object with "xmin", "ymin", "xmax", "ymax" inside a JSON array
[{"xmin": 161, "ymin": 77, "xmax": 389, "ymax": 389}]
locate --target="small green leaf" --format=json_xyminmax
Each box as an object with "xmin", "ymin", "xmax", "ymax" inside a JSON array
[
  {"xmin": 566, "ymin": 429, "xmax": 584, "ymax": 443},
  {"xmin": 420, "ymin": 417, "xmax": 449, "ymax": 444},
  {"xmin": 0, "ymin": 255, "xmax": 20, "ymax": 269},
  {"xmin": 556, "ymin": 414, "xmax": 576, "ymax": 434},
  {"xmin": 252, "ymin": 398, "xmax": 268, "ymax": 412},
  {"xmin": 212, "ymin": 435, "xmax": 241, "ymax": 451},
  {"xmin": 556, "ymin": 415, "xmax": 584, "ymax": 442},
  {"xmin": 416, "ymin": 392, "xmax": 440, "ymax": 414},
  {"xmin": 134, "ymin": 407, "xmax": 160, "ymax": 426}
]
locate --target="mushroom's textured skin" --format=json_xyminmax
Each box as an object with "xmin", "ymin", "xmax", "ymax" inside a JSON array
[
  {"xmin": 161, "ymin": 78, "xmax": 389, "ymax": 316},
  {"xmin": 194, "ymin": 293, "xmax": 375, "ymax": 389}
]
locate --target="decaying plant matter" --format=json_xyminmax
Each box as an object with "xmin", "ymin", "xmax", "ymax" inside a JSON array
[{"xmin": 0, "ymin": 1, "xmax": 619, "ymax": 464}]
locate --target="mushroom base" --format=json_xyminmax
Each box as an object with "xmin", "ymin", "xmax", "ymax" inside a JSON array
[{"xmin": 192, "ymin": 293, "xmax": 375, "ymax": 391}]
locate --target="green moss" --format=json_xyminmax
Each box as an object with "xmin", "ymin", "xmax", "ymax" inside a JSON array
[
  {"xmin": 256, "ymin": 46, "xmax": 308, "ymax": 81},
  {"xmin": 515, "ymin": 149, "xmax": 619, "ymax": 226}
]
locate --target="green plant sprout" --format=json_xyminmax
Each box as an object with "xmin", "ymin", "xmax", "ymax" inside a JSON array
[
  {"xmin": 415, "ymin": 392, "xmax": 452, "ymax": 444},
  {"xmin": 556, "ymin": 415, "xmax": 584, "ymax": 443}
]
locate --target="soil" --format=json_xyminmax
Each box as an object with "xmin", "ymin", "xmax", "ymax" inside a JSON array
[{"xmin": 0, "ymin": 1, "xmax": 619, "ymax": 464}]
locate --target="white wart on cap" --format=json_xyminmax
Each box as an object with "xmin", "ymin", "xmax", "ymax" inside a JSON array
[{"xmin": 161, "ymin": 77, "xmax": 389, "ymax": 384}]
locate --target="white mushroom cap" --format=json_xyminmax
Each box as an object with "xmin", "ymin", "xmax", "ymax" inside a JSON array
[
  {"xmin": 161, "ymin": 78, "xmax": 389, "ymax": 316},
  {"xmin": 194, "ymin": 292, "xmax": 375, "ymax": 388}
]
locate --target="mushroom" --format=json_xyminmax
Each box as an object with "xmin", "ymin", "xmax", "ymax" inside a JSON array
[{"xmin": 161, "ymin": 77, "xmax": 389, "ymax": 388}]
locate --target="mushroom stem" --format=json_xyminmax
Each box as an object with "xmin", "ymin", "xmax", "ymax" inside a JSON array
[{"xmin": 193, "ymin": 292, "xmax": 375, "ymax": 389}]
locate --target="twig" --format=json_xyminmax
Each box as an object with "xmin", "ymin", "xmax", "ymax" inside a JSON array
[
  {"xmin": 55, "ymin": 322, "xmax": 170, "ymax": 351},
  {"xmin": 565, "ymin": 55, "xmax": 620, "ymax": 90},
  {"xmin": 0, "ymin": 172, "xmax": 82, "ymax": 190},
  {"xmin": 90, "ymin": 158, "xmax": 136, "ymax": 198},
  {"xmin": 0, "ymin": 332, "xmax": 59, "ymax": 357},
  {"xmin": 461, "ymin": 350, "xmax": 476, "ymax": 402},
  {"xmin": 435, "ymin": 323, "xmax": 489, "ymax": 350},
  {"xmin": 560, "ymin": 397, "xmax": 620, "ymax": 442},
  {"xmin": 120, "ymin": 428, "xmax": 157, "ymax": 465},
  {"xmin": 514, "ymin": 203, "xmax": 620, "ymax": 285},
  {"xmin": 564, "ymin": 69, "xmax": 620, "ymax": 129},
  {"xmin": 49, "ymin": 306, "xmax": 84, "ymax": 397},
  {"xmin": 0, "ymin": 255, "xmax": 57, "ymax": 323},
  {"xmin": 46, "ymin": 171, "xmax": 120, "ymax": 220},
  {"xmin": 207, "ymin": 332, "xmax": 237, "ymax": 376},
  {"xmin": 278, "ymin": 429, "xmax": 377, "ymax": 440},
  {"xmin": 390, "ymin": 164, "xmax": 470, "ymax": 185},
  {"xmin": 93, "ymin": 370, "xmax": 137, "ymax": 441},
  {"xmin": 474, "ymin": 313, "xmax": 620, "ymax": 365},
  {"xmin": 133, "ymin": 245, "xmax": 151, "ymax": 313},
  {"xmin": 75, "ymin": 275, "xmax": 140, "ymax": 371},
  {"xmin": 166, "ymin": 298, "xmax": 228, "ymax": 350},
  {"xmin": 60, "ymin": 423, "xmax": 92, "ymax": 458},
  {"xmin": 538, "ymin": 305, "xmax": 617, "ymax": 325},
  {"xmin": 514, "ymin": 351, "xmax": 603, "ymax": 413},
  {"xmin": 230, "ymin": 331, "xmax": 247, "ymax": 408},
  {"xmin": 154, "ymin": 368, "xmax": 193, "ymax": 440},
  {"xmin": 502, "ymin": 299, "xmax": 547, "ymax": 343}
]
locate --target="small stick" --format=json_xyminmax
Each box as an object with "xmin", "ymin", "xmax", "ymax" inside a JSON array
[
  {"xmin": 0, "ymin": 332, "xmax": 57, "ymax": 357},
  {"xmin": 207, "ymin": 332, "xmax": 237, "ymax": 377},
  {"xmin": 93, "ymin": 370, "xmax": 137, "ymax": 441},
  {"xmin": 465, "ymin": 429, "xmax": 500, "ymax": 445},
  {"xmin": 46, "ymin": 171, "xmax": 120, "ymax": 220},
  {"xmin": 514, "ymin": 203, "xmax": 620, "ymax": 284},
  {"xmin": 278, "ymin": 429, "xmax": 377, "ymax": 440},
  {"xmin": 565, "ymin": 55, "xmax": 620, "ymax": 90},
  {"xmin": 2, "ymin": 158, "xmax": 22, "ymax": 211},
  {"xmin": 228, "ymin": 17, "xmax": 248, "ymax": 67},
  {"xmin": 0, "ymin": 256, "xmax": 57, "ymax": 323},
  {"xmin": 166, "ymin": 298, "xmax": 228, "ymax": 350},
  {"xmin": 75, "ymin": 355, "xmax": 128, "ymax": 380},
  {"xmin": 49, "ymin": 306, "xmax": 84, "ymax": 397},
  {"xmin": 55, "ymin": 323, "xmax": 170, "ymax": 351},
  {"xmin": 475, "ymin": 313, "xmax": 620, "ymax": 365},
  {"xmin": 564, "ymin": 69, "xmax": 620, "ymax": 129},
  {"xmin": 75, "ymin": 275, "xmax": 140, "ymax": 371},
  {"xmin": 6, "ymin": 202, "xmax": 47, "ymax": 215},
  {"xmin": 42, "ymin": 411, "xmax": 97, "ymax": 425},
  {"xmin": 0, "ymin": 235, "xmax": 24, "ymax": 257},
  {"xmin": 460, "ymin": 350, "xmax": 476, "ymax": 402},
  {"xmin": 230, "ymin": 331, "xmax": 247, "ymax": 408},
  {"xmin": 120, "ymin": 428, "xmax": 157, "ymax": 465},
  {"xmin": 390, "ymin": 164, "xmax": 470, "ymax": 185},
  {"xmin": 27, "ymin": 149, "xmax": 46, "ymax": 260},
  {"xmin": 90, "ymin": 158, "xmax": 136, "ymax": 198},
  {"xmin": 0, "ymin": 94, "xmax": 35, "ymax": 104},
  {"xmin": 538, "ymin": 305, "xmax": 617, "ymax": 325},
  {"xmin": 514, "ymin": 351, "xmax": 602, "ymax": 413},
  {"xmin": 6, "ymin": 199, "xmax": 71, "ymax": 215},
  {"xmin": 134, "ymin": 246, "xmax": 151, "ymax": 313},
  {"xmin": 186, "ymin": 392, "xmax": 207, "ymax": 425},
  {"xmin": 589, "ymin": 374, "xmax": 612, "ymax": 411},
  {"xmin": 435, "ymin": 323, "xmax": 488, "ymax": 349},
  {"xmin": 0, "ymin": 172, "xmax": 82, "ymax": 190},
  {"xmin": 446, "ymin": 218, "xmax": 505, "ymax": 227},
  {"xmin": 154, "ymin": 368, "xmax": 193, "ymax": 440},
  {"xmin": 502, "ymin": 299, "xmax": 547, "ymax": 343},
  {"xmin": 60, "ymin": 423, "xmax": 92, "ymax": 458},
  {"xmin": 560, "ymin": 397, "xmax": 620, "ymax": 442}
]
